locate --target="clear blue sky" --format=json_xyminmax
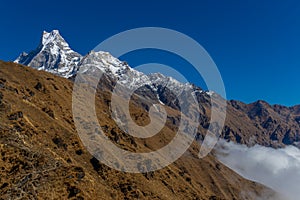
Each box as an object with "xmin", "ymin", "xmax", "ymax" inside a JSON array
[{"xmin": 1, "ymin": 0, "xmax": 299, "ymax": 106}]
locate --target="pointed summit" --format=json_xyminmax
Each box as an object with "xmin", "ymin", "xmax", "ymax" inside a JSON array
[
  {"xmin": 15, "ymin": 30, "xmax": 82, "ymax": 78},
  {"xmin": 40, "ymin": 30, "xmax": 69, "ymax": 48},
  {"xmin": 41, "ymin": 30, "xmax": 62, "ymax": 45}
]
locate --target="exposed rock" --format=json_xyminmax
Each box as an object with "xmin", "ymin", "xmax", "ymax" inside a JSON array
[
  {"xmin": 42, "ymin": 107, "xmax": 55, "ymax": 118},
  {"xmin": 34, "ymin": 82, "xmax": 43, "ymax": 91},
  {"xmin": 8, "ymin": 111, "xmax": 23, "ymax": 120}
]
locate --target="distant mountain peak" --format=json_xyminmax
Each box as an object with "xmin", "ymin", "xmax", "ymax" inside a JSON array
[
  {"xmin": 15, "ymin": 30, "xmax": 82, "ymax": 78},
  {"xmin": 15, "ymin": 29, "xmax": 209, "ymax": 105},
  {"xmin": 43, "ymin": 29, "xmax": 59, "ymax": 35},
  {"xmin": 41, "ymin": 29, "xmax": 63, "ymax": 46},
  {"xmin": 14, "ymin": 30, "xmax": 204, "ymax": 99}
]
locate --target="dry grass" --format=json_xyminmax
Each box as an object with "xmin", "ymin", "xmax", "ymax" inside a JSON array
[{"xmin": 0, "ymin": 61, "xmax": 277, "ymax": 199}]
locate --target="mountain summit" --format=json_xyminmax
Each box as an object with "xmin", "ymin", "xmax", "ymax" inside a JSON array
[
  {"xmin": 15, "ymin": 30, "xmax": 199, "ymax": 102},
  {"xmin": 15, "ymin": 30, "xmax": 82, "ymax": 78}
]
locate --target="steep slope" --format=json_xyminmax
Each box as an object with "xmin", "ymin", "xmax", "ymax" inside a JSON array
[
  {"xmin": 15, "ymin": 30, "xmax": 82, "ymax": 78},
  {"xmin": 0, "ymin": 61, "xmax": 277, "ymax": 199}
]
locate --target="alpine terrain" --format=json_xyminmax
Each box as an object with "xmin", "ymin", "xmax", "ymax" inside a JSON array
[{"xmin": 0, "ymin": 30, "xmax": 297, "ymax": 199}]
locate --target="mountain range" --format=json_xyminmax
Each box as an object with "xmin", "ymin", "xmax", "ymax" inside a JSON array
[
  {"xmin": 0, "ymin": 30, "xmax": 298, "ymax": 199},
  {"xmin": 15, "ymin": 30, "xmax": 300, "ymax": 148}
]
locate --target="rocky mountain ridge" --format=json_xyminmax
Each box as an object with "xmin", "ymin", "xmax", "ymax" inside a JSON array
[{"xmin": 14, "ymin": 30, "xmax": 300, "ymax": 148}]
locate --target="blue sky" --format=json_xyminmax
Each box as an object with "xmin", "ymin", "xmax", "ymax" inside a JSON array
[{"xmin": 1, "ymin": 0, "xmax": 299, "ymax": 106}]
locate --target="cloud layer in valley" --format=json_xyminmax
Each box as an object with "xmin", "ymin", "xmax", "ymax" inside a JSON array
[{"xmin": 215, "ymin": 140, "xmax": 300, "ymax": 200}]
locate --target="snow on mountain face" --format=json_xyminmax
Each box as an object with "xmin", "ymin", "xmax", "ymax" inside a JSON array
[
  {"xmin": 14, "ymin": 52, "xmax": 28, "ymax": 63},
  {"xmin": 79, "ymin": 50, "xmax": 128, "ymax": 76},
  {"xmin": 14, "ymin": 30, "xmax": 82, "ymax": 78},
  {"xmin": 148, "ymin": 73, "xmax": 194, "ymax": 94},
  {"xmin": 78, "ymin": 50, "xmax": 193, "ymax": 95},
  {"xmin": 15, "ymin": 30, "xmax": 205, "ymax": 98}
]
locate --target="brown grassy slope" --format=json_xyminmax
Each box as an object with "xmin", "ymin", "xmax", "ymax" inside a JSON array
[{"xmin": 0, "ymin": 61, "xmax": 276, "ymax": 200}]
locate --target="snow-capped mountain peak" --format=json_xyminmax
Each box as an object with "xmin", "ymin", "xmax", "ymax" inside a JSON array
[
  {"xmin": 79, "ymin": 50, "xmax": 128, "ymax": 76},
  {"xmin": 41, "ymin": 30, "xmax": 61, "ymax": 45},
  {"xmin": 15, "ymin": 30, "xmax": 207, "ymax": 102},
  {"xmin": 15, "ymin": 30, "xmax": 82, "ymax": 78},
  {"xmin": 79, "ymin": 50, "xmax": 152, "ymax": 89}
]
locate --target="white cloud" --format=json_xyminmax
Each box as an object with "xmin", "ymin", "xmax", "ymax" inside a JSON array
[{"xmin": 215, "ymin": 140, "xmax": 300, "ymax": 200}]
